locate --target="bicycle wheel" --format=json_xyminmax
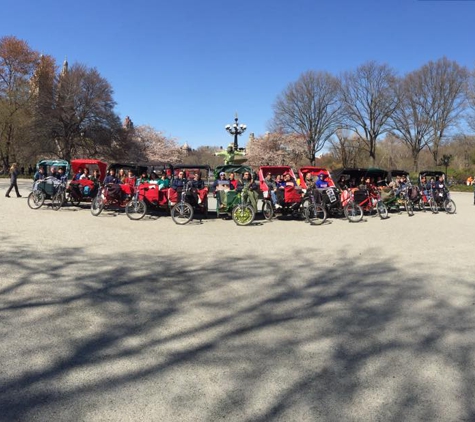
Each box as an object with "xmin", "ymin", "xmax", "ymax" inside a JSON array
[
  {"xmin": 27, "ymin": 191, "xmax": 45, "ymax": 209},
  {"xmin": 171, "ymin": 202, "xmax": 193, "ymax": 225},
  {"xmin": 377, "ymin": 201, "xmax": 389, "ymax": 219},
  {"xmin": 232, "ymin": 204, "xmax": 255, "ymax": 226},
  {"xmin": 344, "ymin": 202, "xmax": 363, "ymax": 223},
  {"xmin": 405, "ymin": 200, "xmax": 414, "ymax": 217},
  {"xmin": 262, "ymin": 200, "xmax": 274, "ymax": 220},
  {"xmin": 444, "ymin": 199, "xmax": 456, "ymax": 214},
  {"xmin": 91, "ymin": 196, "xmax": 104, "ymax": 216},
  {"xmin": 69, "ymin": 193, "xmax": 81, "ymax": 207},
  {"xmin": 305, "ymin": 204, "xmax": 327, "ymax": 225},
  {"xmin": 125, "ymin": 199, "xmax": 147, "ymax": 220},
  {"xmin": 51, "ymin": 192, "xmax": 65, "ymax": 211},
  {"xmin": 429, "ymin": 198, "xmax": 439, "ymax": 214}
]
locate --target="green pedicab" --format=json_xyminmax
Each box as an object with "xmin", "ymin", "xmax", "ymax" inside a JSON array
[{"xmin": 214, "ymin": 165, "xmax": 257, "ymax": 226}]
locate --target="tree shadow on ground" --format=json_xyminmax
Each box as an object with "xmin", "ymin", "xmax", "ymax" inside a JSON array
[{"xmin": 0, "ymin": 235, "xmax": 474, "ymax": 421}]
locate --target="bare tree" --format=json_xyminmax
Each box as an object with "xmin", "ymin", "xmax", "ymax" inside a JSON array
[
  {"xmin": 389, "ymin": 72, "xmax": 434, "ymax": 172},
  {"xmin": 422, "ymin": 58, "xmax": 468, "ymax": 166},
  {"xmin": 36, "ymin": 62, "xmax": 122, "ymax": 161},
  {"xmin": 0, "ymin": 36, "xmax": 39, "ymax": 169},
  {"xmin": 340, "ymin": 61, "xmax": 398, "ymax": 165},
  {"xmin": 271, "ymin": 70, "xmax": 342, "ymax": 166},
  {"xmin": 329, "ymin": 129, "xmax": 367, "ymax": 168}
]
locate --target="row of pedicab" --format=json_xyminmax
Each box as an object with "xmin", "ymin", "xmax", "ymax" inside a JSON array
[{"xmin": 27, "ymin": 159, "xmax": 456, "ymax": 226}]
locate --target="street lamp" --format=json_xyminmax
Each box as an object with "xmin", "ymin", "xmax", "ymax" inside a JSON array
[{"xmin": 225, "ymin": 114, "xmax": 247, "ymax": 151}]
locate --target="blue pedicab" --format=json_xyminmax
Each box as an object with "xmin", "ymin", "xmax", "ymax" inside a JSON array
[{"xmin": 28, "ymin": 160, "xmax": 70, "ymax": 210}]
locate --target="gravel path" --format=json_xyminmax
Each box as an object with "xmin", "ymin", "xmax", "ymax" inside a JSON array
[{"xmin": 1, "ymin": 180, "xmax": 475, "ymax": 421}]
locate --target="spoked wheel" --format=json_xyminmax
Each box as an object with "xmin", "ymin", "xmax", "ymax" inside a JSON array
[
  {"xmin": 262, "ymin": 200, "xmax": 274, "ymax": 220},
  {"xmin": 125, "ymin": 199, "xmax": 147, "ymax": 220},
  {"xmin": 377, "ymin": 201, "xmax": 389, "ymax": 219},
  {"xmin": 51, "ymin": 192, "xmax": 65, "ymax": 211},
  {"xmin": 232, "ymin": 204, "xmax": 255, "ymax": 226},
  {"xmin": 418, "ymin": 200, "xmax": 426, "ymax": 212},
  {"xmin": 305, "ymin": 204, "xmax": 327, "ymax": 225},
  {"xmin": 69, "ymin": 193, "xmax": 81, "ymax": 207},
  {"xmin": 27, "ymin": 191, "xmax": 45, "ymax": 209},
  {"xmin": 429, "ymin": 199, "xmax": 439, "ymax": 214},
  {"xmin": 91, "ymin": 196, "xmax": 105, "ymax": 216},
  {"xmin": 344, "ymin": 202, "xmax": 363, "ymax": 223},
  {"xmin": 444, "ymin": 199, "xmax": 456, "ymax": 214},
  {"xmin": 171, "ymin": 202, "xmax": 194, "ymax": 225},
  {"xmin": 405, "ymin": 200, "xmax": 414, "ymax": 216}
]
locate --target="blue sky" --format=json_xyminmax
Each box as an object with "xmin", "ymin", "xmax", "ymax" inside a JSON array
[{"xmin": 2, "ymin": 0, "xmax": 475, "ymax": 148}]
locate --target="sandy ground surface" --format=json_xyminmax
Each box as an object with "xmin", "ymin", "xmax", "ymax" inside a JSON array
[{"xmin": 1, "ymin": 179, "xmax": 475, "ymax": 422}]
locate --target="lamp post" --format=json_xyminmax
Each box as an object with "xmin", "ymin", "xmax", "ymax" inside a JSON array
[{"xmin": 225, "ymin": 114, "xmax": 246, "ymax": 151}]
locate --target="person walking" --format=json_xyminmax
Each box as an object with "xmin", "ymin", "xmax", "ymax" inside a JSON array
[{"xmin": 5, "ymin": 163, "xmax": 22, "ymax": 198}]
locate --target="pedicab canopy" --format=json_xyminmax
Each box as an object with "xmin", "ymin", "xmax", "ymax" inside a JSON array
[
  {"xmin": 173, "ymin": 164, "xmax": 211, "ymax": 180},
  {"xmin": 71, "ymin": 159, "xmax": 107, "ymax": 183},
  {"xmin": 214, "ymin": 164, "xmax": 254, "ymax": 178},
  {"xmin": 258, "ymin": 165, "xmax": 297, "ymax": 192},
  {"xmin": 298, "ymin": 166, "xmax": 335, "ymax": 189},
  {"xmin": 332, "ymin": 168, "xmax": 388, "ymax": 189},
  {"xmin": 36, "ymin": 159, "xmax": 70, "ymax": 177},
  {"xmin": 419, "ymin": 170, "xmax": 446, "ymax": 180}
]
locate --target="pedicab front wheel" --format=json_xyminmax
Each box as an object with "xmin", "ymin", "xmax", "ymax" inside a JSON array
[
  {"xmin": 232, "ymin": 204, "xmax": 255, "ymax": 226},
  {"xmin": 91, "ymin": 196, "xmax": 104, "ymax": 216},
  {"xmin": 171, "ymin": 202, "xmax": 194, "ymax": 225},
  {"xmin": 429, "ymin": 198, "xmax": 439, "ymax": 214},
  {"xmin": 444, "ymin": 199, "xmax": 456, "ymax": 214},
  {"xmin": 125, "ymin": 199, "xmax": 147, "ymax": 220},
  {"xmin": 51, "ymin": 192, "xmax": 66, "ymax": 211},
  {"xmin": 305, "ymin": 204, "xmax": 327, "ymax": 225},
  {"xmin": 405, "ymin": 200, "xmax": 414, "ymax": 217},
  {"xmin": 27, "ymin": 191, "xmax": 45, "ymax": 210}
]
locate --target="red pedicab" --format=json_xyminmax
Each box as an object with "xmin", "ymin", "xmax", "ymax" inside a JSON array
[
  {"xmin": 91, "ymin": 163, "xmax": 147, "ymax": 219},
  {"xmin": 68, "ymin": 159, "xmax": 107, "ymax": 206},
  {"xmin": 258, "ymin": 166, "xmax": 306, "ymax": 220}
]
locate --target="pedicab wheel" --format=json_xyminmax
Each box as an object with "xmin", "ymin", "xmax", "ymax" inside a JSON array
[
  {"xmin": 232, "ymin": 204, "xmax": 255, "ymax": 226},
  {"xmin": 171, "ymin": 202, "xmax": 194, "ymax": 225},
  {"xmin": 69, "ymin": 194, "xmax": 80, "ymax": 207},
  {"xmin": 305, "ymin": 204, "xmax": 327, "ymax": 225},
  {"xmin": 91, "ymin": 196, "xmax": 104, "ymax": 216},
  {"xmin": 51, "ymin": 192, "xmax": 65, "ymax": 211},
  {"xmin": 444, "ymin": 199, "xmax": 456, "ymax": 214},
  {"xmin": 429, "ymin": 199, "xmax": 439, "ymax": 214},
  {"xmin": 405, "ymin": 200, "xmax": 414, "ymax": 216},
  {"xmin": 262, "ymin": 200, "xmax": 274, "ymax": 220},
  {"xmin": 377, "ymin": 201, "xmax": 389, "ymax": 219},
  {"xmin": 27, "ymin": 191, "xmax": 45, "ymax": 210},
  {"xmin": 344, "ymin": 202, "xmax": 363, "ymax": 223},
  {"xmin": 125, "ymin": 199, "xmax": 147, "ymax": 220}
]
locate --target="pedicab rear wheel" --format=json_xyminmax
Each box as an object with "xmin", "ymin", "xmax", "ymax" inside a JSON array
[
  {"xmin": 262, "ymin": 200, "xmax": 274, "ymax": 220},
  {"xmin": 91, "ymin": 196, "xmax": 104, "ymax": 216},
  {"xmin": 305, "ymin": 204, "xmax": 327, "ymax": 225},
  {"xmin": 405, "ymin": 200, "xmax": 414, "ymax": 216},
  {"xmin": 232, "ymin": 204, "xmax": 255, "ymax": 226},
  {"xmin": 377, "ymin": 201, "xmax": 389, "ymax": 219},
  {"xmin": 125, "ymin": 199, "xmax": 147, "ymax": 220},
  {"xmin": 344, "ymin": 202, "xmax": 363, "ymax": 222},
  {"xmin": 69, "ymin": 193, "xmax": 81, "ymax": 207},
  {"xmin": 27, "ymin": 191, "xmax": 45, "ymax": 209},
  {"xmin": 51, "ymin": 192, "xmax": 65, "ymax": 211},
  {"xmin": 171, "ymin": 202, "xmax": 193, "ymax": 225},
  {"xmin": 444, "ymin": 199, "xmax": 456, "ymax": 214}
]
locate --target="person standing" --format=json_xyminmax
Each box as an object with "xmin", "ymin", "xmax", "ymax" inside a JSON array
[{"xmin": 5, "ymin": 163, "xmax": 22, "ymax": 198}]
